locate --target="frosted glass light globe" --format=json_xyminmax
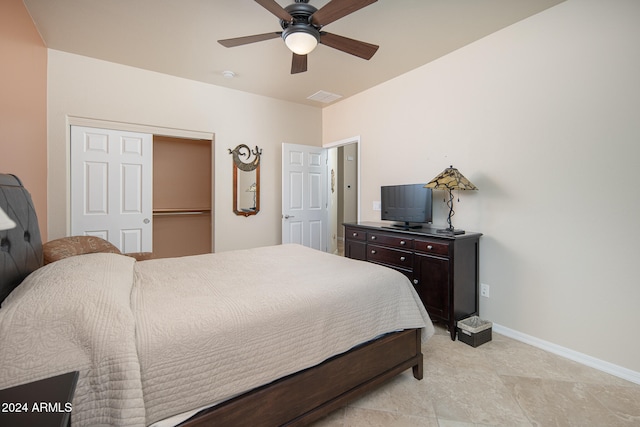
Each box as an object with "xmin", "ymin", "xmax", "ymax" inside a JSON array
[{"xmin": 284, "ymin": 31, "xmax": 318, "ymax": 55}]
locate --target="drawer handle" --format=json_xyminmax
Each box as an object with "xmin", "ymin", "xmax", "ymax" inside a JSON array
[
  {"xmin": 352, "ymin": 232, "xmax": 358, "ymax": 237},
  {"xmin": 371, "ymin": 236, "xmax": 376, "ymax": 240},
  {"xmin": 427, "ymin": 245, "xmax": 433, "ymax": 250},
  {"xmin": 413, "ymin": 279, "xmax": 419, "ymax": 285},
  {"xmin": 371, "ymin": 250, "xmax": 376, "ymax": 254},
  {"xmin": 400, "ymin": 240, "xmax": 406, "ymax": 245},
  {"xmin": 400, "ymin": 256, "xmax": 406, "ymax": 261}
]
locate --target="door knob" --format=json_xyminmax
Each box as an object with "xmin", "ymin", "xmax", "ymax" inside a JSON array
[
  {"xmin": 283, "ymin": 215, "xmax": 295, "ymax": 219},
  {"xmin": 143, "ymin": 218, "xmax": 150, "ymax": 224}
]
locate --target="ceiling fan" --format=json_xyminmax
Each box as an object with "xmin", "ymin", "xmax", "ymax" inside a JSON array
[{"xmin": 218, "ymin": 0, "xmax": 379, "ymax": 74}]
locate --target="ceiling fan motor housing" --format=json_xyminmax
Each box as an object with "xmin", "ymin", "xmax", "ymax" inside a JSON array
[
  {"xmin": 281, "ymin": 1, "xmax": 321, "ymax": 54},
  {"xmin": 281, "ymin": 2, "xmax": 320, "ymax": 32}
]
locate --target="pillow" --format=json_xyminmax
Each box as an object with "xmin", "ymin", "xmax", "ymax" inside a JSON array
[{"xmin": 43, "ymin": 236, "xmax": 122, "ymax": 264}]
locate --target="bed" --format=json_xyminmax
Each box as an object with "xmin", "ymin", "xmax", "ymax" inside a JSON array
[{"xmin": 0, "ymin": 173, "xmax": 434, "ymax": 427}]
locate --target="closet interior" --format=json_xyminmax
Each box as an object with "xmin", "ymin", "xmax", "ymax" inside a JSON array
[{"xmin": 152, "ymin": 136, "xmax": 213, "ymax": 258}]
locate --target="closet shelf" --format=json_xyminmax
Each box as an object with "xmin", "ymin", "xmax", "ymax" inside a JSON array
[{"xmin": 153, "ymin": 208, "xmax": 211, "ymax": 216}]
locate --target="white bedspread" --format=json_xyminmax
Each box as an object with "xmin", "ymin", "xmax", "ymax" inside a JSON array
[
  {"xmin": 0, "ymin": 244, "xmax": 433, "ymax": 426},
  {"xmin": 0, "ymin": 253, "xmax": 146, "ymax": 426},
  {"xmin": 133, "ymin": 244, "xmax": 433, "ymax": 425}
]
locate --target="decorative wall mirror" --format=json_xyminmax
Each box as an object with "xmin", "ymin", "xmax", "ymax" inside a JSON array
[{"xmin": 228, "ymin": 144, "xmax": 261, "ymax": 217}]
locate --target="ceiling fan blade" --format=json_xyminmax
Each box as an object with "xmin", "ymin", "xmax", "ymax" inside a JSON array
[
  {"xmin": 311, "ymin": 0, "xmax": 377, "ymax": 27},
  {"xmin": 218, "ymin": 32, "xmax": 282, "ymax": 48},
  {"xmin": 291, "ymin": 53, "xmax": 308, "ymax": 74},
  {"xmin": 319, "ymin": 32, "xmax": 379, "ymax": 60},
  {"xmin": 255, "ymin": 0, "xmax": 293, "ymax": 22}
]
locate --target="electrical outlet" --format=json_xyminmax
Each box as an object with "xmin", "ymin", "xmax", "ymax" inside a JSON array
[{"xmin": 480, "ymin": 283, "xmax": 490, "ymax": 298}]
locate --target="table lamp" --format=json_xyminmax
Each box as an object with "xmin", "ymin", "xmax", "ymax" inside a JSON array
[
  {"xmin": 0, "ymin": 206, "xmax": 16, "ymax": 231},
  {"xmin": 425, "ymin": 165, "xmax": 477, "ymax": 235}
]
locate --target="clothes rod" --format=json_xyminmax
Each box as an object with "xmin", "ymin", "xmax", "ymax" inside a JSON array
[{"xmin": 153, "ymin": 211, "xmax": 208, "ymax": 216}]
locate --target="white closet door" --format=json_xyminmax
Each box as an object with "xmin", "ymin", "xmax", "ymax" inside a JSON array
[{"xmin": 71, "ymin": 126, "xmax": 153, "ymax": 253}]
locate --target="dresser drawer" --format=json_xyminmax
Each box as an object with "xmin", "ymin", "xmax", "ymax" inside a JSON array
[
  {"xmin": 368, "ymin": 232, "xmax": 413, "ymax": 249},
  {"xmin": 367, "ymin": 244, "xmax": 413, "ymax": 269},
  {"xmin": 414, "ymin": 239, "xmax": 449, "ymax": 257},
  {"xmin": 345, "ymin": 240, "xmax": 366, "ymax": 261},
  {"xmin": 345, "ymin": 227, "xmax": 367, "ymax": 241}
]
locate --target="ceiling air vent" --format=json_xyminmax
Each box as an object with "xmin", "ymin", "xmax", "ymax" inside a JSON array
[{"xmin": 307, "ymin": 90, "xmax": 342, "ymax": 104}]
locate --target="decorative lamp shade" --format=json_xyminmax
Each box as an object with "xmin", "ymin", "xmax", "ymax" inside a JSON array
[
  {"xmin": 0, "ymin": 206, "xmax": 17, "ymax": 231},
  {"xmin": 424, "ymin": 165, "xmax": 477, "ymax": 234},
  {"xmin": 424, "ymin": 165, "xmax": 478, "ymax": 191}
]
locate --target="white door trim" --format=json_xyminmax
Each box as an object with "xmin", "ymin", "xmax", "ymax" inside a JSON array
[{"xmin": 67, "ymin": 116, "xmax": 213, "ymax": 140}]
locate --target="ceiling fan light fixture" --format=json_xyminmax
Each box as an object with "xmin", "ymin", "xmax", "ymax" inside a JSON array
[{"xmin": 283, "ymin": 26, "xmax": 319, "ymax": 55}]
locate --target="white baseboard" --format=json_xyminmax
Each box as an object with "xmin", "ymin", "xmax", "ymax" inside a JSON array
[{"xmin": 492, "ymin": 323, "xmax": 640, "ymax": 386}]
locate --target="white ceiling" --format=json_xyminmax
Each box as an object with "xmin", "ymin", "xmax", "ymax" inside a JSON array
[{"xmin": 23, "ymin": 0, "xmax": 564, "ymax": 107}]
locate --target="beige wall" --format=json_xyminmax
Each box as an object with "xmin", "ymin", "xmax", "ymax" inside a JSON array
[
  {"xmin": 323, "ymin": 0, "xmax": 640, "ymax": 375},
  {"xmin": 0, "ymin": 0, "xmax": 47, "ymax": 237},
  {"xmin": 47, "ymin": 50, "xmax": 322, "ymax": 251}
]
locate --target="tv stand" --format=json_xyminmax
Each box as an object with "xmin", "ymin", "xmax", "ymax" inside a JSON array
[
  {"xmin": 390, "ymin": 222, "xmax": 423, "ymax": 230},
  {"xmin": 343, "ymin": 222, "xmax": 482, "ymax": 340}
]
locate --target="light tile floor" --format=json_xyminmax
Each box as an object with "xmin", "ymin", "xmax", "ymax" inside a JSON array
[{"xmin": 311, "ymin": 325, "xmax": 640, "ymax": 426}]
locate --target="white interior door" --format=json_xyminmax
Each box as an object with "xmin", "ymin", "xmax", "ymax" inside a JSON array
[
  {"xmin": 282, "ymin": 143, "xmax": 328, "ymax": 251},
  {"xmin": 71, "ymin": 126, "xmax": 153, "ymax": 253}
]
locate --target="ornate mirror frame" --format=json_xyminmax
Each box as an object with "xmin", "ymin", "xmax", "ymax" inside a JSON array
[{"xmin": 228, "ymin": 144, "xmax": 261, "ymax": 217}]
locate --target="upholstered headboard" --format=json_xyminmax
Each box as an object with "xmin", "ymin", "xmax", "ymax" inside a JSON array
[{"xmin": 0, "ymin": 174, "xmax": 43, "ymax": 304}]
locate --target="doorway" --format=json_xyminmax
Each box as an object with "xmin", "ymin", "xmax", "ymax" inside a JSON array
[{"xmin": 326, "ymin": 137, "xmax": 360, "ymax": 255}]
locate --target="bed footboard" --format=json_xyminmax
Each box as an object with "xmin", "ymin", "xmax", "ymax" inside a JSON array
[{"xmin": 180, "ymin": 328, "xmax": 422, "ymax": 427}]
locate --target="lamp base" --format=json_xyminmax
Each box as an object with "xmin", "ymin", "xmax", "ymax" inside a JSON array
[{"xmin": 436, "ymin": 228, "xmax": 465, "ymax": 235}]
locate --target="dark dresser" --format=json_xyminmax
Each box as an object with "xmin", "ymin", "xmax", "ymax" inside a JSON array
[{"xmin": 344, "ymin": 222, "xmax": 481, "ymax": 340}]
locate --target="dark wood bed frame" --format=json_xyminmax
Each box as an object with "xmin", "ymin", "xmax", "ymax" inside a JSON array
[
  {"xmin": 0, "ymin": 173, "xmax": 424, "ymax": 427},
  {"xmin": 180, "ymin": 328, "xmax": 422, "ymax": 427}
]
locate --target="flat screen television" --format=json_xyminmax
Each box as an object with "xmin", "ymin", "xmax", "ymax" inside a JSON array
[{"xmin": 381, "ymin": 184, "xmax": 433, "ymax": 229}]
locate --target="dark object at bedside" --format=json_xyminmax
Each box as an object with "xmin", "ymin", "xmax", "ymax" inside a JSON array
[
  {"xmin": 0, "ymin": 371, "xmax": 78, "ymax": 427},
  {"xmin": 344, "ymin": 222, "xmax": 481, "ymax": 341},
  {"xmin": 0, "ymin": 174, "xmax": 43, "ymax": 304}
]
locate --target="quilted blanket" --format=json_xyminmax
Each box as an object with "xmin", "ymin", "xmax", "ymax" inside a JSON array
[
  {"xmin": 133, "ymin": 244, "xmax": 433, "ymax": 425},
  {"xmin": 0, "ymin": 253, "xmax": 146, "ymax": 426},
  {"xmin": 0, "ymin": 244, "xmax": 433, "ymax": 426}
]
